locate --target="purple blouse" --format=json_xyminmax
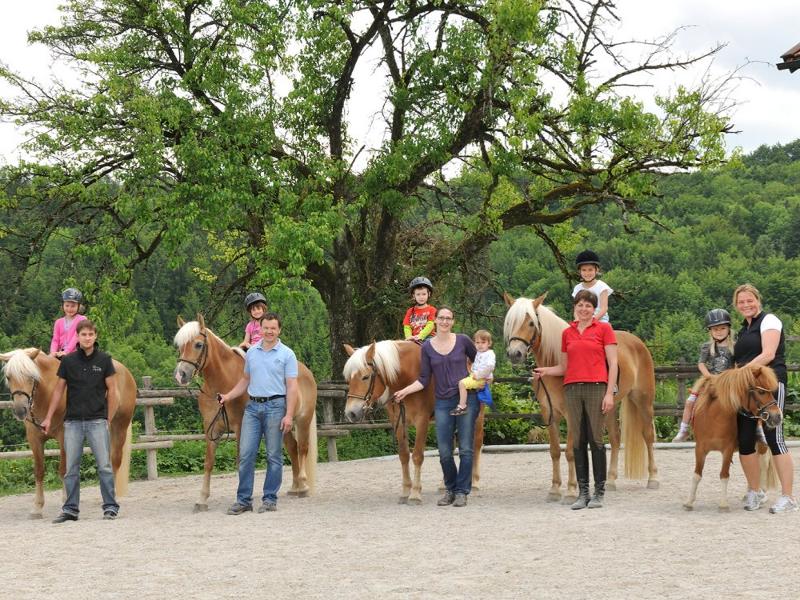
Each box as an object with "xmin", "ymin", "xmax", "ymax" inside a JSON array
[{"xmin": 417, "ymin": 334, "xmax": 477, "ymax": 399}]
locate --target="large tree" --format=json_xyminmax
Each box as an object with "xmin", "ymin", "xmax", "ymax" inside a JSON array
[{"xmin": 1, "ymin": 0, "xmax": 731, "ymax": 373}]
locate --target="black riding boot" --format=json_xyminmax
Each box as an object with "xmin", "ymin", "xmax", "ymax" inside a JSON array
[
  {"xmin": 571, "ymin": 445, "xmax": 590, "ymax": 510},
  {"xmin": 588, "ymin": 444, "xmax": 607, "ymax": 508}
]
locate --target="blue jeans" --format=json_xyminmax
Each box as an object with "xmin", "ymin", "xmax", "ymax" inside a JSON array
[
  {"xmin": 435, "ymin": 393, "xmax": 479, "ymax": 495},
  {"xmin": 62, "ymin": 419, "xmax": 119, "ymax": 516},
  {"xmin": 236, "ymin": 399, "xmax": 285, "ymax": 506}
]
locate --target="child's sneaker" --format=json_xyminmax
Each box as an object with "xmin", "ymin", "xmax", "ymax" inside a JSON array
[
  {"xmin": 449, "ymin": 406, "xmax": 468, "ymax": 417},
  {"xmin": 769, "ymin": 495, "xmax": 798, "ymax": 514},
  {"xmin": 672, "ymin": 428, "xmax": 690, "ymax": 442}
]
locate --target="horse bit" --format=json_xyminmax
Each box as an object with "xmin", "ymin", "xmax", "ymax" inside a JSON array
[{"xmin": 11, "ymin": 379, "xmax": 45, "ymax": 431}]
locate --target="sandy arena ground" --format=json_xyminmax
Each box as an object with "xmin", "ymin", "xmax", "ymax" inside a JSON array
[{"xmin": 1, "ymin": 447, "xmax": 798, "ymax": 600}]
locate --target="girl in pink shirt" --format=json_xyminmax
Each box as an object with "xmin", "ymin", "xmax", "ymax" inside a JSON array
[
  {"xmin": 49, "ymin": 288, "xmax": 88, "ymax": 358},
  {"xmin": 240, "ymin": 292, "xmax": 268, "ymax": 350}
]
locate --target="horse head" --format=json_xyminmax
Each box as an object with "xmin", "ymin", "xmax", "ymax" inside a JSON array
[
  {"xmin": 173, "ymin": 313, "xmax": 209, "ymax": 385},
  {"xmin": 743, "ymin": 366, "xmax": 782, "ymax": 430},
  {"xmin": 503, "ymin": 292, "xmax": 547, "ymax": 365},
  {"xmin": 0, "ymin": 348, "xmax": 42, "ymax": 422},
  {"xmin": 342, "ymin": 341, "xmax": 397, "ymax": 422}
]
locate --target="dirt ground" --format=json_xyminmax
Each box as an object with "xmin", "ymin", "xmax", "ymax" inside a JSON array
[{"xmin": 1, "ymin": 447, "xmax": 798, "ymax": 600}]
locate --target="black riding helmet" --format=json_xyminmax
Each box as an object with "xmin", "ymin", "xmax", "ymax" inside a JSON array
[
  {"xmin": 575, "ymin": 250, "xmax": 601, "ymax": 267},
  {"xmin": 61, "ymin": 288, "xmax": 83, "ymax": 303},
  {"xmin": 704, "ymin": 308, "xmax": 731, "ymax": 329},
  {"xmin": 244, "ymin": 292, "xmax": 267, "ymax": 310},
  {"xmin": 408, "ymin": 276, "xmax": 433, "ymax": 295}
]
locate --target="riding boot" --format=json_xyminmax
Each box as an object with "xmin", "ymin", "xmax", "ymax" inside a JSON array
[
  {"xmin": 587, "ymin": 444, "xmax": 607, "ymax": 508},
  {"xmin": 571, "ymin": 446, "xmax": 590, "ymax": 510}
]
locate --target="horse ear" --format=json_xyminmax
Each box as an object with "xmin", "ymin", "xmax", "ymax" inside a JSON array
[
  {"xmin": 197, "ymin": 313, "xmax": 206, "ymax": 330},
  {"xmin": 503, "ymin": 292, "xmax": 516, "ymax": 307},
  {"xmin": 532, "ymin": 292, "xmax": 548, "ymax": 309},
  {"xmin": 177, "ymin": 315, "xmax": 185, "ymax": 327},
  {"xmin": 25, "ymin": 348, "xmax": 40, "ymax": 360},
  {"xmin": 365, "ymin": 342, "xmax": 376, "ymax": 362},
  {"xmin": 751, "ymin": 366, "xmax": 762, "ymax": 378},
  {"xmin": 343, "ymin": 344, "xmax": 355, "ymax": 356}
]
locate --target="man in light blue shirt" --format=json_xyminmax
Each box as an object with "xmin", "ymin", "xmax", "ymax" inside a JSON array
[{"xmin": 219, "ymin": 312, "xmax": 298, "ymax": 514}]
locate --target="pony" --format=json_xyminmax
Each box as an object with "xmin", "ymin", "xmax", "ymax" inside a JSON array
[
  {"xmin": 342, "ymin": 340, "xmax": 485, "ymax": 504},
  {"xmin": 0, "ymin": 348, "xmax": 136, "ymax": 518},
  {"xmin": 503, "ymin": 293, "xmax": 659, "ymax": 501},
  {"xmin": 173, "ymin": 315, "xmax": 318, "ymax": 511},
  {"xmin": 683, "ymin": 364, "xmax": 781, "ymax": 511}
]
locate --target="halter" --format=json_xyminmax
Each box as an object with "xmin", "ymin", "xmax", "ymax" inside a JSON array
[
  {"xmin": 508, "ymin": 322, "xmax": 555, "ymax": 427},
  {"xmin": 177, "ymin": 330, "xmax": 209, "ymax": 372},
  {"xmin": 741, "ymin": 386, "xmax": 780, "ymax": 423},
  {"xmin": 11, "ymin": 380, "xmax": 45, "ymax": 431}
]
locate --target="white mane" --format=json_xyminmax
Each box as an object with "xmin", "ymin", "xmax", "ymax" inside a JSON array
[
  {"xmin": 1, "ymin": 349, "xmax": 41, "ymax": 384},
  {"xmin": 174, "ymin": 321, "xmax": 202, "ymax": 347},
  {"xmin": 342, "ymin": 341, "xmax": 402, "ymax": 384},
  {"xmin": 503, "ymin": 297, "xmax": 568, "ymax": 367}
]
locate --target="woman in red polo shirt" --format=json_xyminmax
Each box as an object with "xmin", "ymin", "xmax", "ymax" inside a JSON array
[{"xmin": 533, "ymin": 289, "xmax": 618, "ymax": 510}]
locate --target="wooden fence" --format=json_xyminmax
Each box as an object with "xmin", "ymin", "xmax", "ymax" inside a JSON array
[{"xmin": 1, "ymin": 366, "xmax": 798, "ymax": 478}]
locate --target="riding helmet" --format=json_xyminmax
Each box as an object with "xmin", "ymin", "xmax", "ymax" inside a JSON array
[
  {"xmin": 408, "ymin": 276, "xmax": 433, "ymax": 294},
  {"xmin": 575, "ymin": 250, "xmax": 601, "ymax": 267},
  {"xmin": 61, "ymin": 288, "xmax": 83, "ymax": 303},
  {"xmin": 244, "ymin": 292, "xmax": 267, "ymax": 310},
  {"xmin": 704, "ymin": 308, "xmax": 731, "ymax": 329}
]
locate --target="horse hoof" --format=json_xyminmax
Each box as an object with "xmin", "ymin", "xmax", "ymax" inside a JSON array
[
  {"xmin": 295, "ymin": 490, "xmax": 309, "ymax": 498},
  {"xmin": 561, "ymin": 495, "xmax": 577, "ymax": 505},
  {"xmin": 286, "ymin": 490, "xmax": 299, "ymax": 496},
  {"xmin": 546, "ymin": 492, "xmax": 562, "ymax": 503},
  {"xmin": 398, "ymin": 496, "xmax": 409, "ymax": 505},
  {"xmin": 683, "ymin": 503, "xmax": 694, "ymax": 511},
  {"xmin": 718, "ymin": 505, "xmax": 730, "ymax": 513},
  {"xmin": 408, "ymin": 497, "xmax": 422, "ymax": 506},
  {"xmin": 605, "ymin": 481, "xmax": 617, "ymax": 492},
  {"xmin": 193, "ymin": 503, "xmax": 209, "ymax": 513},
  {"xmin": 29, "ymin": 513, "xmax": 43, "ymax": 520},
  {"xmin": 647, "ymin": 480, "xmax": 660, "ymax": 490},
  {"xmin": 471, "ymin": 484, "xmax": 480, "ymax": 491}
]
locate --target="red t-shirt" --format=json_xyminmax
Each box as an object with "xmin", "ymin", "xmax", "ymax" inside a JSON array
[
  {"xmin": 561, "ymin": 320, "xmax": 617, "ymax": 384},
  {"xmin": 403, "ymin": 305, "xmax": 436, "ymax": 337}
]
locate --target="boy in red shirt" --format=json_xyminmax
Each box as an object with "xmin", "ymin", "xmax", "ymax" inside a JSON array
[{"xmin": 403, "ymin": 277, "xmax": 436, "ymax": 343}]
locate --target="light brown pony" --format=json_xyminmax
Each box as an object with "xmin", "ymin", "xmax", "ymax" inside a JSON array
[
  {"xmin": 503, "ymin": 293, "xmax": 659, "ymax": 500},
  {"xmin": 173, "ymin": 315, "xmax": 318, "ymax": 511},
  {"xmin": 342, "ymin": 340, "xmax": 485, "ymax": 504},
  {"xmin": 0, "ymin": 348, "xmax": 135, "ymax": 518},
  {"xmin": 683, "ymin": 364, "xmax": 781, "ymax": 511}
]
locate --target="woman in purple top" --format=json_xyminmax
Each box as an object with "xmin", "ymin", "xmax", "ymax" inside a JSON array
[{"xmin": 394, "ymin": 306, "xmax": 478, "ymax": 507}]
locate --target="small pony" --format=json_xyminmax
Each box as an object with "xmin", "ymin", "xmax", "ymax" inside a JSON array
[
  {"xmin": 683, "ymin": 364, "xmax": 781, "ymax": 512},
  {"xmin": 0, "ymin": 348, "xmax": 136, "ymax": 518}
]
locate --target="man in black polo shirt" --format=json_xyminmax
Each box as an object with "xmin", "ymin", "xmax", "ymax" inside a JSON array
[{"xmin": 41, "ymin": 319, "xmax": 120, "ymax": 522}]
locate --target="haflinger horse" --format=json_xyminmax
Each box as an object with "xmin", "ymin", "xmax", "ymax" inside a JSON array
[
  {"xmin": 683, "ymin": 364, "xmax": 781, "ymax": 512},
  {"xmin": 0, "ymin": 348, "xmax": 136, "ymax": 518},
  {"xmin": 342, "ymin": 340, "xmax": 485, "ymax": 504},
  {"xmin": 503, "ymin": 293, "xmax": 659, "ymax": 501},
  {"xmin": 173, "ymin": 315, "xmax": 318, "ymax": 511}
]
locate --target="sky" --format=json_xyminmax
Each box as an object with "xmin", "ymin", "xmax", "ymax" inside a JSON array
[{"xmin": 1, "ymin": 0, "xmax": 799, "ymax": 166}]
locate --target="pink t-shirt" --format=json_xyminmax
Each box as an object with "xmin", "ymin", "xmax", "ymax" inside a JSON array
[
  {"xmin": 245, "ymin": 320, "xmax": 262, "ymax": 345},
  {"xmin": 50, "ymin": 314, "xmax": 88, "ymax": 354}
]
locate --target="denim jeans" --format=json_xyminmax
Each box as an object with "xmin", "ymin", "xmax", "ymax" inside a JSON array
[
  {"xmin": 62, "ymin": 419, "xmax": 119, "ymax": 516},
  {"xmin": 434, "ymin": 392, "xmax": 479, "ymax": 495},
  {"xmin": 236, "ymin": 398, "xmax": 285, "ymax": 506}
]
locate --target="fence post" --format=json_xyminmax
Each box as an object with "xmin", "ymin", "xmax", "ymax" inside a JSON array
[
  {"xmin": 322, "ymin": 397, "xmax": 338, "ymax": 462},
  {"xmin": 141, "ymin": 376, "xmax": 159, "ymax": 480}
]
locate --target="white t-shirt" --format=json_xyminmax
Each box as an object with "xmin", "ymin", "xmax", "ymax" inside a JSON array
[
  {"xmin": 471, "ymin": 349, "xmax": 496, "ymax": 380},
  {"xmin": 572, "ymin": 280, "xmax": 613, "ymax": 323},
  {"xmin": 760, "ymin": 313, "xmax": 782, "ymax": 333}
]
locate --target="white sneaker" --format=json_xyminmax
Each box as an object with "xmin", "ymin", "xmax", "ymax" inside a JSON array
[
  {"xmin": 769, "ymin": 495, "xmax": 799, "ymax": 514},
  {"xmin": 672, "ymin": 429, "xmax": 690, "ymax": 442},
  {"xmin": 741, "ymin": 489, "xmax": 767, "ymax": 504},
  {"xmin": 743, "ymin": 489, "xmax": 764, "ymax": 511}
]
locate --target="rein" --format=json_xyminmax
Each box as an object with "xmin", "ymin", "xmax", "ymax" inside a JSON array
[
  {"xmin": 11, "ymin": 380, "xmax": 45, "ymax": 431},
  {"xmin": 207, "ymin": 394, "xmax": 232, "ymax": 443}
]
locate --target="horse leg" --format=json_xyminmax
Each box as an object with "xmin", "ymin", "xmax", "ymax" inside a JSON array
[
  {"xmin": 718, "ymin": 446, "xmax": 735, "ymax": 512},
  {"xmin": 546, "ymin": 420, "xmax": 563, "ymax": 502},
  {"xmin": 391, "ymin": 406, "xmax": 412, "ymax": 504},
  {"xmin": 287, "ymin": 416, "xmax": 312, "ymax": 497},
  {"xmin": 683, "ymin": 446, "xmax": 707, "ymax": 510},
  {"xmin": 408, "ymin": 417, "xmax": 429, "ymax": 505},
  {"xmin": 471, "ymin": 405, "xmax": 485, "ymax": 490},
  {"xmin": 28, "ymin": 429, "xmax": 45, "ymax": 519},
  {"xmin": 283, "ymin": 430, "xmax": 302, "ymax": 496},
  {"xmin": 194, "ymin": 439, "xmax": 218, "ymax": 512},
  {"xmin": 605, "ymin": 408, "xmax": 620, "ymax": 492},
  {"xmin": 638, "ymin": 395, "xmax": 660, "ymax": 489}
]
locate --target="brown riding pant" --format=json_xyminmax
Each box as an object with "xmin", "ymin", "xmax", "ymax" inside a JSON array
[{"xmin": 565, "ymin": 383, "xmax": 606, "ymax": 449}]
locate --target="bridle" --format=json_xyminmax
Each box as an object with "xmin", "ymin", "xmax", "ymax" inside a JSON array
[
  {"xmin": 11, "ymin": 379, "xmax": 45, "ymax": 431},
  {"xmin": 741, "ymin": 385, "xmax": 780, "ymax": 423},
  {"xmin": 177, "ymin": 331, "xmax": 209, "ymax": 373},
  {"xmin": 508, "ymin": 320, "xmax": 554, "ymax": 427},
  {"xmin": 346, "ymin": 361, "xmax": 380, "ymax": 417}
]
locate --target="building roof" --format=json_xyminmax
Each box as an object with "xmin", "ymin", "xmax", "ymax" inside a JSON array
[{"xmin": 778, "ymin": 43, "xmax": 800, "ymax": 72}]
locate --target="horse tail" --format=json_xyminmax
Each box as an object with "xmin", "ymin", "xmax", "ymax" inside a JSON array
[
  {"xmin": 621, "ymin": 336, "xmax": 655, "ymax": 480},
  {"xmin": 115, "ymin": 422, "xmax": 133, "ymax": 497},
  {"xmin": 621, "ymin": 395, "xmax": 647, "ymax": 480},
  {"xmin": 306, "ymin": 409, "xmax": 318, "ymax": 495},
  {"xmin": 759, "ymin": 445, "xmax": 780, "ymax": 491}
]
